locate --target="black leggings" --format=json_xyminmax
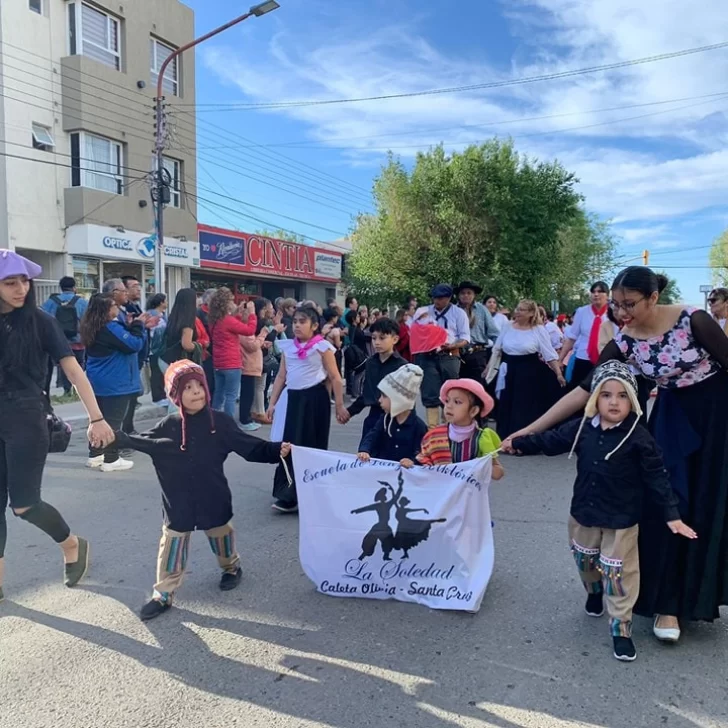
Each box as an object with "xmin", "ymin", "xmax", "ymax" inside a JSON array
[{"xmin": 239, "ymin": 375, "xmax": 256, "ymax": 425}]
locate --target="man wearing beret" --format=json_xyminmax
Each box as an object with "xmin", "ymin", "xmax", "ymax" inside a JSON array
[{"xmin": 412, "ymin": 284, "xmax": 471, "ymax": 428}]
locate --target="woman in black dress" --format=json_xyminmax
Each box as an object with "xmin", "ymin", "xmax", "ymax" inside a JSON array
[
  {"xmin": 351, "ymin": 480, "xmax": 402, "ymax": 561},
  {"xmin": 505, "ymin": 267, "xmax": 728, "ymax": 643},
  {"xmin": 393, "ymin": 496, "xmax": 446, "ymax": 560}
]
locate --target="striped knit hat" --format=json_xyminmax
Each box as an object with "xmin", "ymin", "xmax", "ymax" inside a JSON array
[{"xmin": 163, "ymin": 360, "xmax": 215, "ymax": 450}]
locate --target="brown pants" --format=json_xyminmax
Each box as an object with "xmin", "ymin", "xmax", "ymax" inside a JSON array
[
  {"xmin": 153, "ymin": 522, "xmax": 240, "ymax": 603},
  {"xmin": 568, "ymin": 516, "xmax": 639, "ymax": 637}
]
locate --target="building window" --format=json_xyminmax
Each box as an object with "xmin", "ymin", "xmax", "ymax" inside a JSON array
[
  {"xmin": 68, "ymin": 2, "xmax": 121, "ymax": 70},
  {"xmin": 29, "ymin": 0, "xmax": 43, "ymax": 14},
  {"xmin": 150, "ymin": 38, "xmax": 178, "ymax": 96},
  {"xmin": 32, "ymin": 123, "xmax": 55, "ymax": 151},
  {"xmin": 71, "ymin": 132, "xmax": 123, "ymax": 194},
  {"xmin": 154, "ymin": 155, "xmax": 182, "ymax": 208}
]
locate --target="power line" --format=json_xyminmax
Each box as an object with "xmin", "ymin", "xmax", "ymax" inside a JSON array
[{"xmin": 173, "ymin": 40, "xmax": 728, "ymax": 110}]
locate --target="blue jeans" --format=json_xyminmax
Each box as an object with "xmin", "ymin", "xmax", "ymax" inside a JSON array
[{"xmin": 213, "ymin": 368, "xmax": 241, "ymax": 417}]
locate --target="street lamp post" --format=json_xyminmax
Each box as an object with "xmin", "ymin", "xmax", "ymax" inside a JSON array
[{"xmin": 152, "ymin": 1, "xmax": 280, "ymax": 296}]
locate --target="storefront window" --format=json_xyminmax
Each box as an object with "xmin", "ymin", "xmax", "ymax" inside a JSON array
[{"xmin": 72, "ymin": 257, "xmax": 100, "ymax": 295}]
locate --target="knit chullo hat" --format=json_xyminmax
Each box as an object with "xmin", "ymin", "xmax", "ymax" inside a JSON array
[
  {"xmin": 163, "ymin": 360, "xmax": 215, "ymax": 450},
  {"xmin": 378, "ymin": 364, "xmax": 423, "ymax": 419},
  {"xmin": 568, "ymin": 359, "xmax": 642, "ymax": 461}
]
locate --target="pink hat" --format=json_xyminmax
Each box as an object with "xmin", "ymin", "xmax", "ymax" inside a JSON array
[
  {"xmin": 440, "ymin": 379, "xmax": 494, "ymax": 418},
  {"xmin": 0, "ymin": 249, "xmax": 42, "ymax": 280}
]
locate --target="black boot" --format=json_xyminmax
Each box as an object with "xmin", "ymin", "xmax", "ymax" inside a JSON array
[
  {"xmin": 140, "ymin": 598, "xmax": 171, "ymax": 621},
  {"xmin": 613, "ymin": 636, "xmax": 637, "ymax": 662},
  {"xmin": 219, "ymin": 567, "xmax": 243, "ymax": 591},
  {"xmin": 584, "ymin": 592, "xmax": 604, "ymax": 617}
]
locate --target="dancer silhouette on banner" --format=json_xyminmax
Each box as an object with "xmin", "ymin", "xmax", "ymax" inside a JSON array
[
  {"xmin": 351, "ymin": 479, "xmax": 403, "ymax": 561},
  {"xmin": 393, "ymin": 496, "xmax": 446, "ymax": 560}
]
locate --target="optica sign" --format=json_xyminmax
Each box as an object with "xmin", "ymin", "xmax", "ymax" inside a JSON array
[{"xmin": 198, "ymin": 225, "xmax": 342, "ymax": 282}]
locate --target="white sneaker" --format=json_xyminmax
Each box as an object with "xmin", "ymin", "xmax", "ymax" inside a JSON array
[
  {"xmin": 240, "ymin": 422, "xmax": 261, "ymax": 432},
  {"xmin": 653, "ymin": 616, "xmax": 681, "ymax": 642},
  {"xmin": 100, "ymin": 457, "xmax": 134, "ymax": 473},
  {"xmin": 86, "ymin": 455, "xmax": 104, "ymax": 469}
]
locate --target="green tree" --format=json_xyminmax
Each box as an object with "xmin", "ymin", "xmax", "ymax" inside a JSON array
[
  {"xmin": 657, "ymin": 272, "xmax": 682, "ymax": 304},
  {"xmin": 709, "ymin": 230, "xmax": 728, "ymax": 286},
  {"xmin": 255, "ymin": 228, "xmax": 307, "ymax": 244},
  {"xmin": 346, "ymin": 141, "xmax": 617, "ymax": 308}
]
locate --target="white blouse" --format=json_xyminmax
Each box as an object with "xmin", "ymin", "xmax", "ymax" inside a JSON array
[
  {"xmin": 544, "ymin": 320, "xmax": 563, "ymax": 350},
  {"xmin": 492, "ymin": 312, "xmax": 509, "ymax": 332},
  {"xmin": 565, "ymin": 304, "xmax": 609, "ymax": 361},
  {"xmin": 280, "ymin": 338, "xmax": 335, "ymax": 390},
  {"xmin": 495, "ymin": 324, "xmax": 559, "ymax": 362}
]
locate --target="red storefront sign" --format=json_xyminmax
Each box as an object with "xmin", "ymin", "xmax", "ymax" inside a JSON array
[{"xmin": 198, "ymin": 224, "xmax": 342, "ymax": 282}]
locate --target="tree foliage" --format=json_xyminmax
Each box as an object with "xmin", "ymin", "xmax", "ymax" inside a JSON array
[
  {"xmin": 709, "ymin": 229, "xmax": 728, "ymax": 286},
  {"xmin": 657, "ymin": 272, "xmax": 681, "ymax": 304},
  {"xmin": 255, "ymin": 228, "xmax": 307, "ymax": 244},
  {"xmin": 346, "ymin": 141, "xmax": 617, "ymax": 308}
]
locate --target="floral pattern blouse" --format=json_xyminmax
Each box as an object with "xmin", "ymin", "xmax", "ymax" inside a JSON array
[{"xmin": 616, "ymin": 308, "xmax": 720, "ymax": 389}]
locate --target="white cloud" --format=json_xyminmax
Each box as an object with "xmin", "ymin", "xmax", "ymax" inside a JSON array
[{"xmin": 200, "ymin": 0, "xmax": 728, "ymax": 222}]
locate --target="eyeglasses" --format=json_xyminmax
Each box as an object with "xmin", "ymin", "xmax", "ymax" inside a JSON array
[
  {"xmin": 609, "ymin": 297, "xmax": 645, "ymax": 312},
  {"xmin": 708, "ymin": 297, "xmax": 723, "ymax": 304}
]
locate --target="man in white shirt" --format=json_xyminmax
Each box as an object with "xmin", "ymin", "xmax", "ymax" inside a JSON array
[
  {"xmin": 413, "ymin": 284, "xmax": 471, "ymax": 427},
  {"xmin": 559, "ymin": 281, "xmax": 610, "ymax": 389}
]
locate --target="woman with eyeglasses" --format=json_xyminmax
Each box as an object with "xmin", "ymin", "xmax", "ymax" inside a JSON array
[
  {"xmin": 505, "ymin": 266, "xmax": 728, "ymax": 644},
  {"xmin": 708, "ymin": 288, "xmax": 728, "ymax": 335}
]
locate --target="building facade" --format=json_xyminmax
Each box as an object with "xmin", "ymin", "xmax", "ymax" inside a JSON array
[
  {"xmin": 0, "ymin": 0, "xmax": 198, "ymax": 301},
  {"xmin": 196, "ymin": 225, "xmax": 344, "ymax": 305}
]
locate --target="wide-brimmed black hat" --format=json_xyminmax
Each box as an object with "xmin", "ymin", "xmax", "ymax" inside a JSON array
[{"xmin": 454, "ymin": 280, "xmax": 483, "ymax": 295}]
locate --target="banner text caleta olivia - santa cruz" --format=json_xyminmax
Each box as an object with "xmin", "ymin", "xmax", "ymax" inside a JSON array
[{"xmin": 293, "ymin": 447, "xmax": 495, "ymax": 612}]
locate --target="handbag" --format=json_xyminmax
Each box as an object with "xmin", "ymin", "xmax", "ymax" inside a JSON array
[
  {"xmin": 484, "ymin": 347, "xmax": 502, "ymax": 385},
  {"xmin": 15, "ymin": 370, "xmax": 72, "ymax": 453}
]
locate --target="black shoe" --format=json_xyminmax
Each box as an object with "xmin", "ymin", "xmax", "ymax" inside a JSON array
[
  {"xmin": 219, "ymin": 567, "xmax": 243, "ymax": 591},
  {"xmin": 140, "ymin": 598, "xmax": 171, "ymax": 621},
  {"xmin": 271, "ymin": 500, "xmax": 298, "ymax": 513},
  {"xmin": 64, "ymin": 537, "xmax": 90, "ymax": 587},
  {"xmin": 613, "ymin": 636, "xmax": 637, "ymax": 662},
  {"xmin": 585, "ymin": 592, "xmax": 604, "ymax": 617}
]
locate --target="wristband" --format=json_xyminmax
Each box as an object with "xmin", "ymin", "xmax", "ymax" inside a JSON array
[{"xmin": 90, "ymin": 417, "xmax": 105, "ymax": 424}]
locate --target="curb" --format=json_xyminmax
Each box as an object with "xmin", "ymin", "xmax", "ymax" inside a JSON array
[{"xmin": 64, "ymin": 404, "xmax": 167, "ymax": 425}]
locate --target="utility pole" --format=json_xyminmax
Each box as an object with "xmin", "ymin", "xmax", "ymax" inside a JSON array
[{"xmin": 152, "ymin": 1, "xmax": 281, "ymax": 296}]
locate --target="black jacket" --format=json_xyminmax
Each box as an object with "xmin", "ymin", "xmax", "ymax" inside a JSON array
[
  {"xmin": 115, "ymin": 409, "xmax": 281, "ymax": 531},
  {"xmin": 347, "ymin": 352, "xmax": 407, "ymax": 417},
  {"xmin": 513, "ymin": 413, "xmax": 680, "ymax": 529},
  {"xmin": 359, "ymin": 411, "xmax": 428, "ymax": 461}
]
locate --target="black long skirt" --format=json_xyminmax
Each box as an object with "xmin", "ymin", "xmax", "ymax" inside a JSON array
[
  {"xmin": 272, "ymin": 381, "xmax": 331, "ymax": 506},
  {"xmin": 635, "ymin": 371, "xmax": 728, "ymax": 621},
  {"xmin": 495, "ymin": 353, "xmax": 561, "ymax": 440}
]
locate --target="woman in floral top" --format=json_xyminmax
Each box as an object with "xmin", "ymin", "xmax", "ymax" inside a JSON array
[{"xmin": 505, "ymin": 266, "xmax": 728, "ymax": 644}]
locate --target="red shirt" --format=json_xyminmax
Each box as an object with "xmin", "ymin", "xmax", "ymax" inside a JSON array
[
  {"xmin": 396, "ymin": 323, "xmax": 412, "ymax": 362},
  {"xmin": 211, "ymin": 314, "xmax": 257, "ymax": 370}
]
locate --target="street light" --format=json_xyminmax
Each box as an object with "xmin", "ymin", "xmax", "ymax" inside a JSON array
[{"xmin": 153, "ymin": 1, "xmax": 281, "ymax": 296}]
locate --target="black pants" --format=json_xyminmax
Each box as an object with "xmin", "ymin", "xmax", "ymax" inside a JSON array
[
  {"xmin": 122, "ymin": 389, "xmax": 141, "ymax": 434},
  {"xmin": 460, "ymin": 348, "xmax": 490, "ymax": 382},
  {"xmin": 148, "ymin": 355, "xmax": 166, "ymax": 403},
  {"xmin": 91, "ymin": 395, "xmax": 132, "ymax": 462},
  {"xmin": 416, "ymin": 352, "xmax": 461, "ymax": 408},
  {"xmin": 203, "ymin": 356, "xmax": 215, "ymax": 399},
  {"xmin": 568, "ymin": 357, "xmax": 594, "ymax": 391},
  {"xmin": 56, "ymin": 349, "xmax": 85, "ymax": 393},
  {"xmin": 239, "ymin": 374, "xmax": 256, "ymax": 425}
]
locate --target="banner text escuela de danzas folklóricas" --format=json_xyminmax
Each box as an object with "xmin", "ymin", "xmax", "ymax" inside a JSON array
[{"xmin": 292, "ymin": 447, "xmax": 495, "ymax": 612}]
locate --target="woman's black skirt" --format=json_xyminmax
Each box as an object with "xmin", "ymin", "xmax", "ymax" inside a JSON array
[{"xmin": 272, "ymin": 381, "xmax": 331, "ymax": 505}]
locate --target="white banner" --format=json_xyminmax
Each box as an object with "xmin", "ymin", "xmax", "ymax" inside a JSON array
[{"xmin": 293, "ymin": 447, "xmax": 495, "ymax": 612}]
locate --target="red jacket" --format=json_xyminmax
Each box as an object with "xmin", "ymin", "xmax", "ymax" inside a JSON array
[
  {"xmin": 396, "ymin": 323, "xmax": 412, "ymax": 362},
  {"xmin": 211, "ymin": 314, "xmax": 257, "ymax": 370}
]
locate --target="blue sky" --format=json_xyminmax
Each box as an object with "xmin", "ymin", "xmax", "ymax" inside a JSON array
[{"xmin": 179, "ymin": 0, "xmax": 728, "ymax": 304}]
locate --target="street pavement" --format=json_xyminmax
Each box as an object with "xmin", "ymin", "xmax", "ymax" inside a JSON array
[{"xmin": 1, "ymin": 410, "xmax": 727, "ymax": 728}]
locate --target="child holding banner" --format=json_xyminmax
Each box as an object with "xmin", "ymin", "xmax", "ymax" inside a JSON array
[
  {"xmin": 108, "ymin": 360, "xmax": 290, "ymax": 621},
  {"xmin": 417, "ymin": 379, "xmax": 504, "ymax": 480},
  {"xmin": 509, "ymin": 361, "xmax": 697, "ymax": 662},
  {"xmin": 357, "ymin": 363, "xmax": 427, "ymax": 466}
]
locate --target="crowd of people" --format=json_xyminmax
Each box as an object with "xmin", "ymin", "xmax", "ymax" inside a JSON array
[{"xmin": 1, "ymin": 247, "xmax": 728, "ymax": 664}]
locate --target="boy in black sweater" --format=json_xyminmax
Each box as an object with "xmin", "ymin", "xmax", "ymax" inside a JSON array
[
  {"xmin": 347, "ymin": 317, "xmax": 407, "ymax": 441},
  {"xmin": 111, "ymin": 360, "xmax": 289, "ymax": 621},
  {"xmin": 509, "ymin": 361, "xmax": 696, "ymax": 662}
]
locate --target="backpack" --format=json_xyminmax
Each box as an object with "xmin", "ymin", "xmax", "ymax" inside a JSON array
[{"xmin": 51, "ymin": 294, "xmax": 80, "ymax": 340}]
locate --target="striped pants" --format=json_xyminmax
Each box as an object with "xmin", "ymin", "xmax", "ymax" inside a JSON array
[
  {"xmin": 153, "ymin": 522, "xmax": 239, "ymax": 603},
  {"xmin": 568, "ymin": 516, "xmax": 639, "ymax": 638}
]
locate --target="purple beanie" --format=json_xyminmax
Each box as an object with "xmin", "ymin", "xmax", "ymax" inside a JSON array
[{"xmin": 0, "ymin": 250, "xmax": 42, "ymax": 280}]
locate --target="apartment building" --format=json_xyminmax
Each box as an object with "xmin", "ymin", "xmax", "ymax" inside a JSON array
[{"xmin": 0, "ymin": 0, "xmax": 199, "ymax": 300}]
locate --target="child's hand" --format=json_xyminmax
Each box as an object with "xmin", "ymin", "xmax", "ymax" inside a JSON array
[
  {"xmin": 357, "ymin": 452, "xmax": 371, "ymax": 462},
  {"xmin": 336, "ymin": 406, "xmax": 350, "ymax": 424},
  {"xmin": 280, "ymin": 442, "xmax": 291, "ymax": 458},
  {"xmin": 491, "ymin": 460, "xmax": 505, "ymax": 481},
  {"xmin": 667, "ymin": 520, "xmax": 697, "ymax": 539},
  {"xmin": 399, "ymin": 458, "xmax": 415, "ymax": 469},
  {"xmin": 501, "ymin": 438, "xmax": 520, "ymax": 455}
]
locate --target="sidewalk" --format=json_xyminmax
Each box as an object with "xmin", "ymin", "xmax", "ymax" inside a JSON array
[{"xmin": 53, "ymin": 390, "xmax": 167, "ymax": 425}]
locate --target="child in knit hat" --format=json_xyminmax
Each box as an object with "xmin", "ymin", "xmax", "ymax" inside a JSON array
[
  {"xmin": 357, "ymin": 364, "xmax": 428, "ymax": 467},
  {"xmin": 111, "ymin": 360, "xmax": 290, "ymax": 621},
  {"xmin": 509, "ymin": 360, "xmax": 697, "ymax": 663},
  {"xmin": 416, "ymin": 379, "xmax": 504, "ymax": 480}
]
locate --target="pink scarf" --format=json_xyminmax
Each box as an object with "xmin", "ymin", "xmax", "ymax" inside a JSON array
[
  {"xmin": 449, "ymin": 422, "xmax": 477, "ymax": 443},
  {"xmin": 294, "ymin": 334, "xmax": 323, "ymax": 359}
]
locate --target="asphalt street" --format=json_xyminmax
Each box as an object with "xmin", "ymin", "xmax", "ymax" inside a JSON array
[{"xmin": 1, "ymin": 413, "xmax": 727, "ymax": 728}]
